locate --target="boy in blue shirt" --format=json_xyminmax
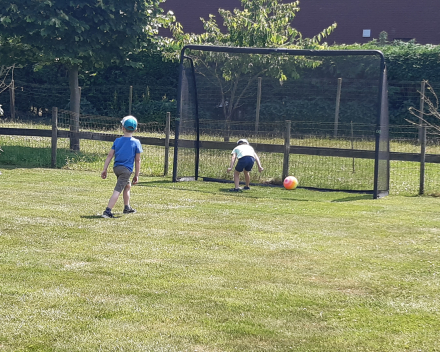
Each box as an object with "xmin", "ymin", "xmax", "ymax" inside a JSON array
[{"xmin": 101, "ymin": 116, "xmax": 143, "ymax": 218}]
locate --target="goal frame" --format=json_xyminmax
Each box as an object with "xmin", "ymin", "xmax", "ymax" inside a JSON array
[{"xmin": 172, "ymin": 45, "xmax": 389, "ymax": 199}]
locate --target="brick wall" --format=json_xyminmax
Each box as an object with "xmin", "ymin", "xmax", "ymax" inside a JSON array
[{"xmin": 161, "ymin": 0, "xmax": 440, "ymax": 44}]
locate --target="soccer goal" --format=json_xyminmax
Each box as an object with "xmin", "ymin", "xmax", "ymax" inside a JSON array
[{"xmin": 173, "ymin": 45, "xmax": 389, "ymax": 198}]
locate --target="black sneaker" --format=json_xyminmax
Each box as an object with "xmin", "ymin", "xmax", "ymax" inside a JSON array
[
  {"xmin": 123, "ymin": 206, "xmax": 136, "ymax": 214},
  {"xmin": 229, "ymin": 188, "xmax": 242, "ymax": 192},
  {"xmin": 102, "ymin": 210, "xmax": 115, "ymax": 218},
  {"xmin": 243, "ymin": 186, "xmax": 250, "ymax": 190}
]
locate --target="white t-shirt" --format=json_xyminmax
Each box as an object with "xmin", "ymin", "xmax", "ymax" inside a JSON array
[{"xmin": 231, "ymin": 144, "xmax": 255, "ymax": 159}]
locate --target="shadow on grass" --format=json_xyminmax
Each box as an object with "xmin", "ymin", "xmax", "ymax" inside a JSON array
[
  {"xmin": 137, "ymin": 179, "xmax": 173, "ymax": 186},
  {"xmin": 0, "ymin": 145, "xmax": 103, "ymax": 168},
  {"xmin": 81, "ymin": 214, "xmax": 123, "ymax": 219},
  {"xmin": 331, "ymin": 194, "xmax": 373, "ymax": 202},
  {"xmin": 140, "ymin": 181, "xmax": 312, "ymax": 202},
  {"xmin": 129, "ymin": 179, "xmax": 386, "ymax": 202},
  {"xmin": 0, "ymin": 164, "xmax": 38, "ymax": 170}
]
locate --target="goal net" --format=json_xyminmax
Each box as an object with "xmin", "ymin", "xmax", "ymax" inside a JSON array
[{"xmin": 173, "ymin": 45, "xmax": 389, "ymax": 198}]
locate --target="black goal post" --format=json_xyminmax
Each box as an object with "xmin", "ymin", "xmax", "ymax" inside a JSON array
[{"xmin": 172, "ymin": 45, "xmax": 389, "ymax": 199}]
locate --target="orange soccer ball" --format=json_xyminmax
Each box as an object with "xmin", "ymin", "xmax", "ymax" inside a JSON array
[{"xmin": 283, "ymin": 176, "xmax": 298, "ymax": 190}]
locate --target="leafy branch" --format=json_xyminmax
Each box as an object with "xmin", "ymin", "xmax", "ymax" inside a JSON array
[
  {"xmin": 408, "ymin": 81, "xmax": 440, "ymax": 134},
  {"xmin": 0, "ymin": 64, "xmax": 15, "ymax": 95},
  {"xmin": 166, "ymin": 0, "xmax": 337, "ymax": 140}
]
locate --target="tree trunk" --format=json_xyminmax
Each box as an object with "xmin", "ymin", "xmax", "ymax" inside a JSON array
[{"xmin": 69, "ymin": 65, "xmax": 80, "ymax": 151}]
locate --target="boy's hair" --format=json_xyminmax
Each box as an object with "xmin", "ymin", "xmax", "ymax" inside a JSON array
[
  {"xmin": 121, "ymin": 115, "xmax": 138, "ymax": 131},
  {"xmin": 237, "ymin": 139, "xmax": 249, "ymax": 145}
]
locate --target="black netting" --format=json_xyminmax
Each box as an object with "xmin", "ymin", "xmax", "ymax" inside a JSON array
[
  {"xmin": 375, "ymin": 68, "xmax": 390, "ymax": 197},
  {"xmin": 173, "ymin": 46, "xmax": 389, "ymax": 197},
  {"xmin": 173, "ymin": 57, "xmax": 198, "ymax": 181}
]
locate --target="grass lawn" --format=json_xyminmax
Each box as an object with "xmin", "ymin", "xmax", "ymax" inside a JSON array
[{"xmin": 0, "ymin": 167, "xmax": 439, "ymax": 351}]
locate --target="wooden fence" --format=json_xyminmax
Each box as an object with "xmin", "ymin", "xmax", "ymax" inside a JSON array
[{"xmin": 0, "ymin": 108, "xmax": 438, "ymax": 195}]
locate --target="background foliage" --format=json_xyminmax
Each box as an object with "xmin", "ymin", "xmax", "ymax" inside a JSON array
[{"xmin": 1, "ymin": 36, "xmax": 440, "ymax": 127}]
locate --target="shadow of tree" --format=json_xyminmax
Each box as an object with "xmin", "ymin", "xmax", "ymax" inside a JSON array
[{"xmin": 0, "ymin": 145, "xmax": 103, "ymax": 168}]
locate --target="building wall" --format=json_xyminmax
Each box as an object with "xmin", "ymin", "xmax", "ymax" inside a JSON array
[{"xmin": 161, "ymin": 0, "xmax": 440, "ymax": 45}]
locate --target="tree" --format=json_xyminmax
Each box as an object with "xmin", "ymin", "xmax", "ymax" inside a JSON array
[
  {"xmin": 0, "ymin": 63, "xmax": 14, "ymax": 106},
  {"xmin": 0, "ymin": 34, "xmax": 36, "ymax": 113},
  {"xmin": 409, "ymin": 81, "xmax": 440, "ymax": 134},
  {"xmin": 0, "ymin": 0, "xmax": 173, "ymax": 149},
  {"xmin": 167, "ymin": 0, "xmax": 336, "ymax": 139}
]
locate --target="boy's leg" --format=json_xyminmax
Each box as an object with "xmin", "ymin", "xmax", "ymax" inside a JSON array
[
  {"xmin": 234, "ymin": 170, "xmax": 241, "ymax": 189},
  {"xmin": 103, "ymin": 166, "xmax": 130, "ymax": 216},
  {"xmin": 244, "ymin": 170, "xmax": 251, "ymax": 187},
  {"xmin": 242, "ymin": 158, "xmax": 254, "ymax": 190},
  {"xmin": 107, "ymin": 190, "xmax": 121, "ymax": 209},
  {"xmin": 123, "ymin": 183, "xmax": 136, "ymax": 213},
  {"xmin": 103, "ymin": 190, "xmax": 120, "ymax": 217},
  {"xmin": 123, "ymin": 183, "xmax": 131, "ymax": 206}
]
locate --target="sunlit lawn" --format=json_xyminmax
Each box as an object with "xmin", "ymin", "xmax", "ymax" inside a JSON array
[{"xmin": 0, "ymin": 167, "xmax": 439, "ymax": 351}]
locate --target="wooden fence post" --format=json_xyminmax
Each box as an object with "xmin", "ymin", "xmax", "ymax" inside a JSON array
[
  {"xmin": 9, "ymin": 79, "xmax": 15, "ymax": 119},
  {"xmin": 51, "ymin": 107, "xmax": 58, "ymax": 168},
  {"xmin": 419, "ymin": 125, "xmax": 426, "ymax": 195},
  {"xmin": 282, "ymin": 120, "xmax": 291, "ymax": 181},
  {"xmin": 164, "ymin": 112, "xmax": 171, "ymax": 176},
  {"xmin": 129, "ymin": 85, "xmax": 133, "ymax": 115},
  {"xmin": 418, "ymin": 80, "xmax": 426, "ymax": 143},
  {"xmin": 70, "ymin": 86, "xmax": 81, "ymax": 151},
  {"xmin": 255, "ymin": 77, "xmax": 262, "ymax": 133},
  {"xmin": 334, "ymin": 78, "xmax": 342, "ymax": 137}
]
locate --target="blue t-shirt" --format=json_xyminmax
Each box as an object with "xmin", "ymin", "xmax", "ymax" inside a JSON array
[{"xmin": 112, "ymin": 136, "xmax": 143, "ymax": 173}]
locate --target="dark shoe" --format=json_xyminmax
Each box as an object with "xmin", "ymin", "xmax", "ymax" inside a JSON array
[
  {"xmin": 229, "ymin": 188, "xmax": 242, "ymax": 192},
  {"xmin": 102, "ymin": 210, "xmax": 115, "ymax": 218},
  {"xmin": 123, "ymin": 206, "xmax": 136, "ymax": 214},
  {"xmin": 243, "ymin": 186, "xmax": 250, "ymax": 190}
]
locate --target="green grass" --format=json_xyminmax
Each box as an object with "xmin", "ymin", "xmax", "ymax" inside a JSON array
[{"xmin": 0, "ymin": 167, "xmax": 439, "ymax": 351}]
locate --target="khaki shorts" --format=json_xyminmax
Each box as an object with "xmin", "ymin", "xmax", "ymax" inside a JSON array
[{"xmin": 113, "ymin": 165, "xmax": 132, "ymax": 193}]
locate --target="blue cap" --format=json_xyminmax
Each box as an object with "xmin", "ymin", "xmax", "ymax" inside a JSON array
[{"xmin": 121, "ymin": 116, "xmax": 137, "ymax": 131}]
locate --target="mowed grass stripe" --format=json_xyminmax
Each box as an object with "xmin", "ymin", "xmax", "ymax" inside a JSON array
[{"xmin": 0, "ymin": 167, "xmax": 439, "ymax": 351}]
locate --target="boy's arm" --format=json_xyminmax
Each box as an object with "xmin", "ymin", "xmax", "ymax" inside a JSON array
[
  {"xmin": 132, "ymin": 153, "xmax": 141, "ymax": 184},
  {"xmin": 227, "ymin": 154, "xmax": 237, "ymax": 172},
  {"xmin": 254, "ymin": 152, "xmax": 264, "ymax": 172},
  {"xmin": 101, "ymin": 149, "xmax": 115, "ymax": 179}
]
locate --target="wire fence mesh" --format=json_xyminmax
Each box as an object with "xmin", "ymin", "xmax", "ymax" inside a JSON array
[
  {"xmin": 0, "ymin": 110, "xmax": 171, "ymax": 176},
  {"xmin": 1, "ymin": 117, "xmax": 440, "ymax": 195},
  {"xmin": 0, "ymin": 79, "xmax": 438, "ymax": 126},
  {"xmin": 2, "ymin": 75, "xmax": 440, "ymax": 195},
  {"xmin": 0, "ymin": 80, "xmax": 176, "ymax": 123},
  {"xmin": 175, "ymin": 48, "xmax": 389, "ymax": 195}
]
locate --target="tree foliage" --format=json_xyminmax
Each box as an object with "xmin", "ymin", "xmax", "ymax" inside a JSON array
[
  {"xmin": 167, "ymin": 0, "xmax": 336, "ymax": 137},
  {"xmin": 331, "ymin": 39, "xmax": 440, "ymax": 82},
  {"xmin": 0, "ymin": 33, "xmax": 37, "ymax": 101},
  {"xmin": 408, "ymin": 81, "xmax": 440, "ymax": 133},
  {"xmin": 0, "ymin": 0, "xmax": 173, "ymax": 148},
  {"xmin": 169, "ymin": 0, "xmax": 336, "ymax": 50},
  {"xmin": 0, "ymin": 0, "xmax": 172, "ymax": 69}
]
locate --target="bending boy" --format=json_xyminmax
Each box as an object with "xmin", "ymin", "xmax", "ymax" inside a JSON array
[{"xmin": 227, "ymin": 139, "xmax": 263, "ymax": 192}]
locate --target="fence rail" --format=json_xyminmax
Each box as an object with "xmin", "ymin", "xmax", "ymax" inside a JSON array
[
  {"xmin": 1, "ymin": 111, "xmax": 439, "ymax": 195},
  {"xmin": 1, "ymin": 125, "xmax": 435, "ymax": 162}
]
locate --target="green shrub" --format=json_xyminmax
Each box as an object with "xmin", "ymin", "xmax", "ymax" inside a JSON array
[
  {"xmin": 331, "ymin": 40, "xmax": 440, "ymax": 82},
  {"xmin": 132, "ymin": 99, "xmax": 177, "ymax": 124}
]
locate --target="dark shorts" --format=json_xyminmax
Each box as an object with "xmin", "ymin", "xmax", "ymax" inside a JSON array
[
  {"xmin": 113, "ymin": 165, "xmax": 132, "ymax": 193},
  {"xmin": 235, "ymin": 156, "xmax": 255, "ymax": 172}
]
